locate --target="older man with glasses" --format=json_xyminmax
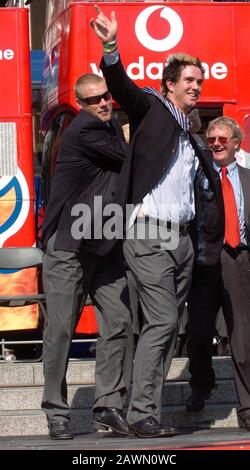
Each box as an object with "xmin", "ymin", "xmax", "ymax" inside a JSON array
[
  {"xmin": 41, "ymin": 73, "xmax": 133, "ymax": 439},
  {"xmin": 186, "ymin": 117, "xmax": 250, "ymax": 431}
]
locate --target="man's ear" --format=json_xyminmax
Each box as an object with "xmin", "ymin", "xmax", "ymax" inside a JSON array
[
  {"xmin": 166, "ymin": 79, "xmax": 174, "ymax": 93},
  {"xmin": 234, "ymin": 139, "xmax": 240, "ymax": 150},
  {"xmin": 76, "ymin": 98, "xmax": 83, "ymax": 109}
]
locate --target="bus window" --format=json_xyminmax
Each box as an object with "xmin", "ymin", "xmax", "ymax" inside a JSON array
[{"xmin": 196, "ymin": 106, "xmax": 223, "ymax": 144}]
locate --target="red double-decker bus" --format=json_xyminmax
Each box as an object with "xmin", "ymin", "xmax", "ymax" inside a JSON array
[
  {"xmin": 42, "ymin": 1, "xmax": 250, "ymax": 159},
  {"xmin": 41, "ymin": 0, "xmax": 250, "ymax": 334}
]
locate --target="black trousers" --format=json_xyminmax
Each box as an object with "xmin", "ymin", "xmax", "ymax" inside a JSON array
[{"xmin": 187, "ymin": 247, "xmax": 250, "ymax": 418}]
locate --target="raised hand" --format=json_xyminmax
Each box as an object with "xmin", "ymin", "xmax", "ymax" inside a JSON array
[{"xmin": 90, "ymin": 4, "xmax": 118, "ymax": 44}]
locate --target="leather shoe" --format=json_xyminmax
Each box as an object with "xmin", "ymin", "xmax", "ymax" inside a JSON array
[
  {"xmin": 48, "ymin": 420, "xmax": 73, "ymax": 440},
  {"xmin": 186, "ymin": 391, "xmax": 211, "ymax": 412},
  {"xmin": 129, "ymin": 416, "xmax": 179, "ymax": 438},
  {"xmin": 92, "ymin": 407, "xmax": 128, "ymax": 435},
  {"xmin": 238, "ymin": 414, "xmax": 250, "ymax": 430},
  {"xmin": 216, "ymin": 337, "xmax": 231, "ymax": 356}
]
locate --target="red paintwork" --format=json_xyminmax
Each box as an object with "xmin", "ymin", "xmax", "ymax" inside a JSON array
[{"xmin": 43, "ymin": 2, "xmax": 250, "ymax": 150}]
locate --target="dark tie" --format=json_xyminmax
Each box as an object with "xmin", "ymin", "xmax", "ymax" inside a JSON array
[{"xmin": 221, "ymin": 166, "xmax": 240, "ymax": 248}]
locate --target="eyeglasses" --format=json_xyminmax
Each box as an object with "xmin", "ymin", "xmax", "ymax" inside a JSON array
[
  {"xmin": 207, "ymin": 136, "xmax": 234, "ymax": 146},
  {"xmin": 78, "ymin": 90, "xmax": 111, "ymax": 105}
]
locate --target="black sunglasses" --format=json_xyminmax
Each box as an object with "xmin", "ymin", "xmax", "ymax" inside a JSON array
[{"xmin": 78, "ymin": 90, "xmax": 111, "ymax": 105}]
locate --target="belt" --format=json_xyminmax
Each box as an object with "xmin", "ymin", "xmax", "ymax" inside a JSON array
[
  {"xmin": 223, "ymin": 243, "xmax": 249, "ymax": 257},
  {"xmin": 139, "ymin": 216, "xmax": 188, "ymax": 234}
]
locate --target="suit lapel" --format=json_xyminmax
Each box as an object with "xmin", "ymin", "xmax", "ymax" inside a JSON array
[
  {"xmin": 238, "ymin": 164, "xmax": 250, "ymax": 223},
  {"xmin": 110, "ymin": 117, "xmax": 125, "ymax": 141}
]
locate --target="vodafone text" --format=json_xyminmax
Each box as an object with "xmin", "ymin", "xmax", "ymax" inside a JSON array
[
  {"xmin": 0, "ymin": 49, "xmax": 14, "ymax": 61},
  {"xmin": 90, "ymin": 58, "xmax": 228, "ymax": 81}
]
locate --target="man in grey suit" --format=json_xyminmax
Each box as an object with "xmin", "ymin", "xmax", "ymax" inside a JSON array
[
  {"xmin": 41, "ymin": 73, "xmax": 133, "ymax": 439},
  {"xmin": 91, "ymin": 5, "xmax": 224, "ymax": 437},
  {"xmin": 186, "ymin": 117, "xmax": 250, "ymax": 431}
]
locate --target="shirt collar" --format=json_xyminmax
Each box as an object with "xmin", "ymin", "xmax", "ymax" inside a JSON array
[
  {"xmin": 142, "ymin": 86, "xmax": 191, "ymax": 132},
  {"xmin": 213, "ymin": 159, "xmax": 237, "ymax": 176}
]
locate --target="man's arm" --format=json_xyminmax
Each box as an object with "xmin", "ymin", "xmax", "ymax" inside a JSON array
[
  {"xmin": 90, "ymin": 5, "xmax": 150, "ymax": 127},
  {"xmin": 79, "ymin": 121, "xmax": 128, "ymax": 170}
]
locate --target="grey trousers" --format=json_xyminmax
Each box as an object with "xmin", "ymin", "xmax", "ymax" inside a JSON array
[
  {"xmin": 221, "ymin": 249, "xmax": 250, "ymax": 417},
  {"xmin": 187, "ymin": 248, "xmax": 250, "ymax": 417},
  {"xmin": 123, "ymin": 226, "xmax": 194, "ymax": 424},
  {"xmin": 41, "ymin": 233, "xmax": 133, "ymax": 423}
]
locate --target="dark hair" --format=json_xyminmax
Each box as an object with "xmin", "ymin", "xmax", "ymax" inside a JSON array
[{"xmin": 161, "ymin": 53, "xmax": 205, "ymax": 98}]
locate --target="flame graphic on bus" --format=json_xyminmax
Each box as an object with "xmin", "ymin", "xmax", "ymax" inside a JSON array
[{"xmin": 0, "ymin": 168, "xmax": 30, "ymax": 247}]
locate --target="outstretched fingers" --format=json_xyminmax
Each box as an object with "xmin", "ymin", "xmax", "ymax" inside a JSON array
[
  {"xmin": 93, "ymin": 4, "xmax": 111, "ymax": 26},
  {"xmin": 90, "ymin": 18, "xmax": 109, "ymax": 41},
  {"xmin": 90, "ymin": 5, "xmax": 117, "ymax": 43}
]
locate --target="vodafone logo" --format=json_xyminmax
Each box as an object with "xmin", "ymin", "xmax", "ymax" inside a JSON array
[
  {"xmin": 135, "ymin": 6, "xmax": 183, "ymax": 52},
  {"xmin": 90, "ymin": 5, "xmax": 228, "ymax": 82}
]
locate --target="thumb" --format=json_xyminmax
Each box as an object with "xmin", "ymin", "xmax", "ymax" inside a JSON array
[
  {"xmin": 90, "ymin": 18, "xmax": 97, "ymax": 33},
  {"xmin": 110, "ymin": 10, "xmax": 116, "ymax": 22}
]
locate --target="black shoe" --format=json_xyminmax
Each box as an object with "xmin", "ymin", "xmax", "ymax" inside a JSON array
[
  {"xmin": 92, "ymin": 407, "xmax": 128, "ymax": 435},
  {"xmin": 217, "ymin": 337, "xmax": 231, "ymax": 356},
  {"xmin": 48, "ymin": 420, "xmax": 74, "ymax": 440},
  {"xmin": 129, "ymin": 416, "xmax": 179, "ymax": 438},
  {"xmin": 186, "ymin": 391, "xmax": 211, "ymax": 412}
]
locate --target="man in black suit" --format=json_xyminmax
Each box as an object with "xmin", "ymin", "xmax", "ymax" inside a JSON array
[
  {"xmin": 91, "ymin": 6, "xmax": 224, "ymax": 437},
  {"xmin": 41, "ymin": 73, "xmax": 133, "ymax": 439},
  {"xmin": 186, "ymin": 117, "xmax": 250, "ymax": 430}
]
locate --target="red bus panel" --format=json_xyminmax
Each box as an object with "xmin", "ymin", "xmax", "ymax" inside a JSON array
[
  {"xmin": 42, "ymin": 2, "xmax": 250, "ymax": 138},
  {"xmin": 0, "ymin": 8, "xmax": 38, "ymax": 332}
]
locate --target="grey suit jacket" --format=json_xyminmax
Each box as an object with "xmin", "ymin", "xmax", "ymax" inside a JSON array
[{"xmin": 238, "ymin": 164, "xmax": 250, "ymax": 246}]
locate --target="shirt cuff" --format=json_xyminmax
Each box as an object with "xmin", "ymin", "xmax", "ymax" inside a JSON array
[{"xmin": 103, "ymin": 49, "xmax": 119, "ymax": 66}]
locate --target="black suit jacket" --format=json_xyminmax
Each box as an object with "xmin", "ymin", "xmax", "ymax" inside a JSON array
[
  {"xmin": 101, "ymin": 57, "xmax": 224, "ymax": 265},
  {"xmin": 42, "ymin": 109, "xmax": 128, "ymax": 255}
]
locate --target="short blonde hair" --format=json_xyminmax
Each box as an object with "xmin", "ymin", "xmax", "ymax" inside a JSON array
[
  {"xmin": 207, "ymin": 116, "xmax": 243, "ymax": 149},
  {"xmin": 75, "ymin": 74, "xmax": 105, "ymax": 100}
]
